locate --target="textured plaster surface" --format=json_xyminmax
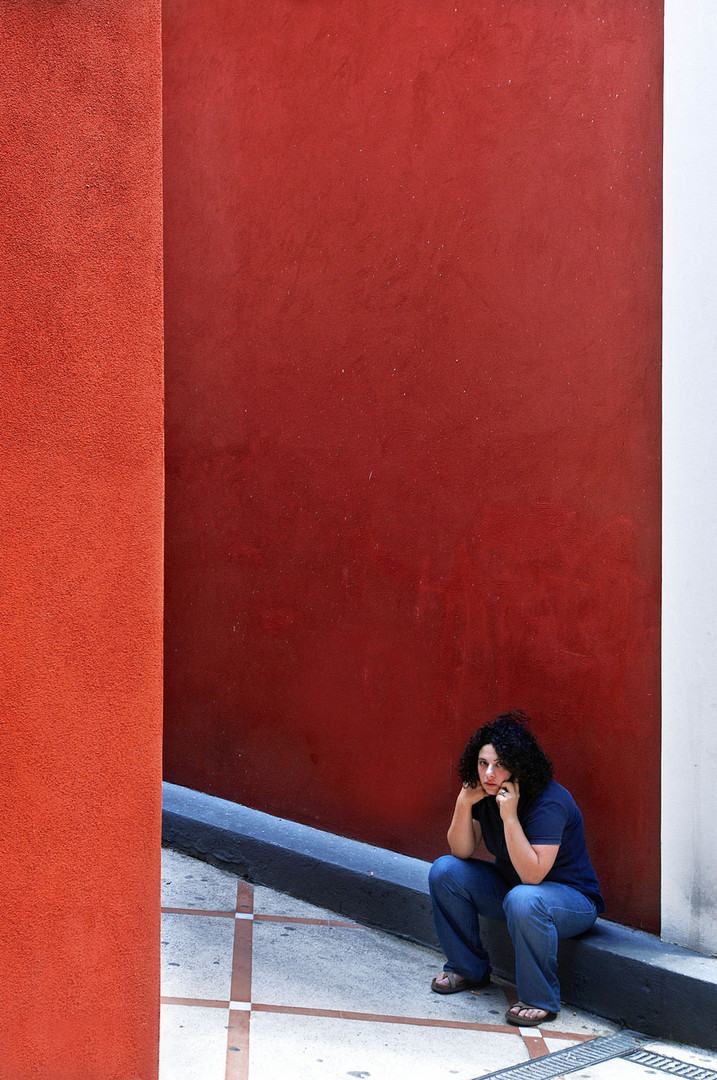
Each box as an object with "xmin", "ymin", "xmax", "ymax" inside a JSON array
[{"xmin": 0, "ymin": 1, "xmax": 164, "ymax": 1076}]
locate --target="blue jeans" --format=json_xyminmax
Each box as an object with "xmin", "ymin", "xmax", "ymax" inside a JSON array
[{"xmin": 428, "ymin": 855, "xmax": 598, "ymax": 1013}]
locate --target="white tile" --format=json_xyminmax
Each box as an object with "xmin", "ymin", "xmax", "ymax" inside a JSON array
[
  {"xmin": 161, "ymin": 911, "xmax": 236, "ymax": 1000},
  {"xmin": 249, "ymin": 1010, "xmax": 529, "ymax": 1080},
  {"xmin": 159, "ymin": 1003, "xmax": 229, "ymax": 1080},
  {"xmin": 162, "ymin": 847, "xmax": 240, "ymax": 911}
]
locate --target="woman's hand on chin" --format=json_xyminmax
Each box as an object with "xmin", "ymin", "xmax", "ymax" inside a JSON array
[
  {"xmin": 458, "ymin": 781, "xmax": 488, "ymax": 805},
  {"xmin": 496, "ymin": 778, "xmax": 520, "ymax": 820}
]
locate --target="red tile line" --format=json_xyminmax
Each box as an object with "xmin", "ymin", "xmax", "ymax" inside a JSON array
[
  {"xmin": 250, "ymin": 1002, "xmax": 518, "ymax": 1032},
  {"xmin": 161, "ymin": 906, "xmax": 361, "ymax": 928},
  {"xmin": 225, "ymin": 881, "xmax": 254, "ymax": 1080},
  {"xmin": 536, "ymin": 1031, "xmax": 593, "ymax": 1043},
  {"xmin": 230, "ymin": 882, "xmax": 254, "ymax": 1003},
  {"xmin": 158, "ymin": 995, "xmax": 596, "ymax": 1044},
  {"xmin": 225, "ymin": 1009, "xmax": 250, "ymax": 1080},
  {"xmin": 236, "ymin": 882, "xmax": 254, "ymax": 915},
  {"xmin": 522, "ymin": 1032, "xmax": 551, "ymax": 1059},
  {"xmin": 249, "ymin": 1003, "xmax": 595, "ymax": 1041},
  {"xmin": 230, "ymin": 920, "xmax": 253, "ymax": 1002},
  {"xmin": 255, "ymin": 914, "xmax": 362, "ymax": 927}
]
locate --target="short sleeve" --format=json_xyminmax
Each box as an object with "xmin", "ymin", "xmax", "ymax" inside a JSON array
[{"xmin": 523, "ymin": 794, "xmax": 567, "ymax": 846}]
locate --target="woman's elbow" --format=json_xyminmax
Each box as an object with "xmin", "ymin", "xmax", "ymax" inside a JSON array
[
  {"xmin": 519, "ymin": 869, "xmax": 548, "ymax": 886},
  {"xmin": 448, "ymin": 841, "xmax": 476, "ymax": 860}
]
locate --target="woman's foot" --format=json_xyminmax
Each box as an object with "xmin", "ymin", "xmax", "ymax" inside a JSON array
[
  {"xmin": 505, "ymin": 1002, "xmax": 558, "ymax": 1027},
  {"xmin": 431, "ymin": 969, "xmax": 490, "ymax": 994}
]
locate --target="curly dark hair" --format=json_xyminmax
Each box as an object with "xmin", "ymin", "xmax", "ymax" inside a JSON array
[{"xmin": 458, "ymin": 709, "xmax": 553, "ymax": 807}]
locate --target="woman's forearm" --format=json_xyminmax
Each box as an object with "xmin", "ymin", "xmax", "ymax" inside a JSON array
[
  {"xmin": 503, "ymin": 819, "xmax": 541, "ymax": 881},
  {"xmin": 447, "ymin": 789, "xmax": 483, "ymax": 858},
  {"xmin": 503, "ymin": 818, "xmax": 557, "ymax": 884}
]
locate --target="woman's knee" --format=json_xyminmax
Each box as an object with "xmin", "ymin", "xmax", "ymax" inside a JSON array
[
  {"xmin": 429, "ymin": 854, "xmax": 463, "ymax": 891},
  {"xmin": 503, "ymin": 884, "xmax": 546, "ymax": 923}
]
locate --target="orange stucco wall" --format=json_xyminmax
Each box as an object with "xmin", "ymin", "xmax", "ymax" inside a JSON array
[{"xmin": 0, "ymin": 3, "xmax": 164, "ymax": 1078}]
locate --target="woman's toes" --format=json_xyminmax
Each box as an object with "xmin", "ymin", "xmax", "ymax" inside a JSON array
[{"xmin": 511, "ymin": 1005, "xmax": 546, "ymax": 1020}]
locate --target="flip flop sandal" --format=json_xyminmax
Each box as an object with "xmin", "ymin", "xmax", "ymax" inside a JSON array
[
  {"xmin": 431, "ymin": 970, "xmax": 490, "ymax": 994},
  {"xmin": 505, "ymin": 1002, "xmax": 558, "ymax": 1027}
]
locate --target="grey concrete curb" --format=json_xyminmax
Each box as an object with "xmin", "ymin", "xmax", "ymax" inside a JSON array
[{"xmin": 162, "ymin": 781, "xmax": 717, "ymax": 1051}]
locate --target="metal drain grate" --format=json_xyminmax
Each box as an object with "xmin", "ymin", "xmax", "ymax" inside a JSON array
[
  {"xmin": 472, "ymin": 1030, "xmax": 645, "ymax": 1080},
  {"xmin": 622, "ymin": 1049, "xmax": 717, "ymax": 1080}
]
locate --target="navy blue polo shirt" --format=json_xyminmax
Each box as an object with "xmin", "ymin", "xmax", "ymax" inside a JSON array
[{"xmin": 473, "ymin": 780, "xmax": 605, "ymax": 911}]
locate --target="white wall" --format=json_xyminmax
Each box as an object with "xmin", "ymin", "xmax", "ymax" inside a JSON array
[{"xmin": 662, "ymin": 0, "xmax": 717, "ymax": 955}]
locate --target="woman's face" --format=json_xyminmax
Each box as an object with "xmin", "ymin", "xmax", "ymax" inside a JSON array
[{"xmin": 477, "ymin": 743, "xmax": 512, "ymax": 795}]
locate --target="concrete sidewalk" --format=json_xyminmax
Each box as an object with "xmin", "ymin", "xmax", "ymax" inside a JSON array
[
  {"xmin": 160, "ymin": 847, "xmax": 717, "ymax": 1080},
  {"xmin": 162, "ymin": 781, "xmax": 717, "ymax": 1052}
]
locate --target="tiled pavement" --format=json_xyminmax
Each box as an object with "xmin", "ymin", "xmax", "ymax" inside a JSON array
[{"xmin": 160, "ymin": 847, "xmax": 717, "ymax": 1080}]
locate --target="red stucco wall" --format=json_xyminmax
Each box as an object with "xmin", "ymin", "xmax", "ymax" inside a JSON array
[
  {"xmin": 1, "ymin": 2, "xmax": 164, "ymax": 1077},
  {"xmin": 163, "ymin": 1, "xmax": 662, "ymax": 931}
]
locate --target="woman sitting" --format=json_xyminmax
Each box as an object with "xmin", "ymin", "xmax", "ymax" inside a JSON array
[{"xmin": 429, "ymin": 710, "xmax": 604, "ymax": 1027}]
